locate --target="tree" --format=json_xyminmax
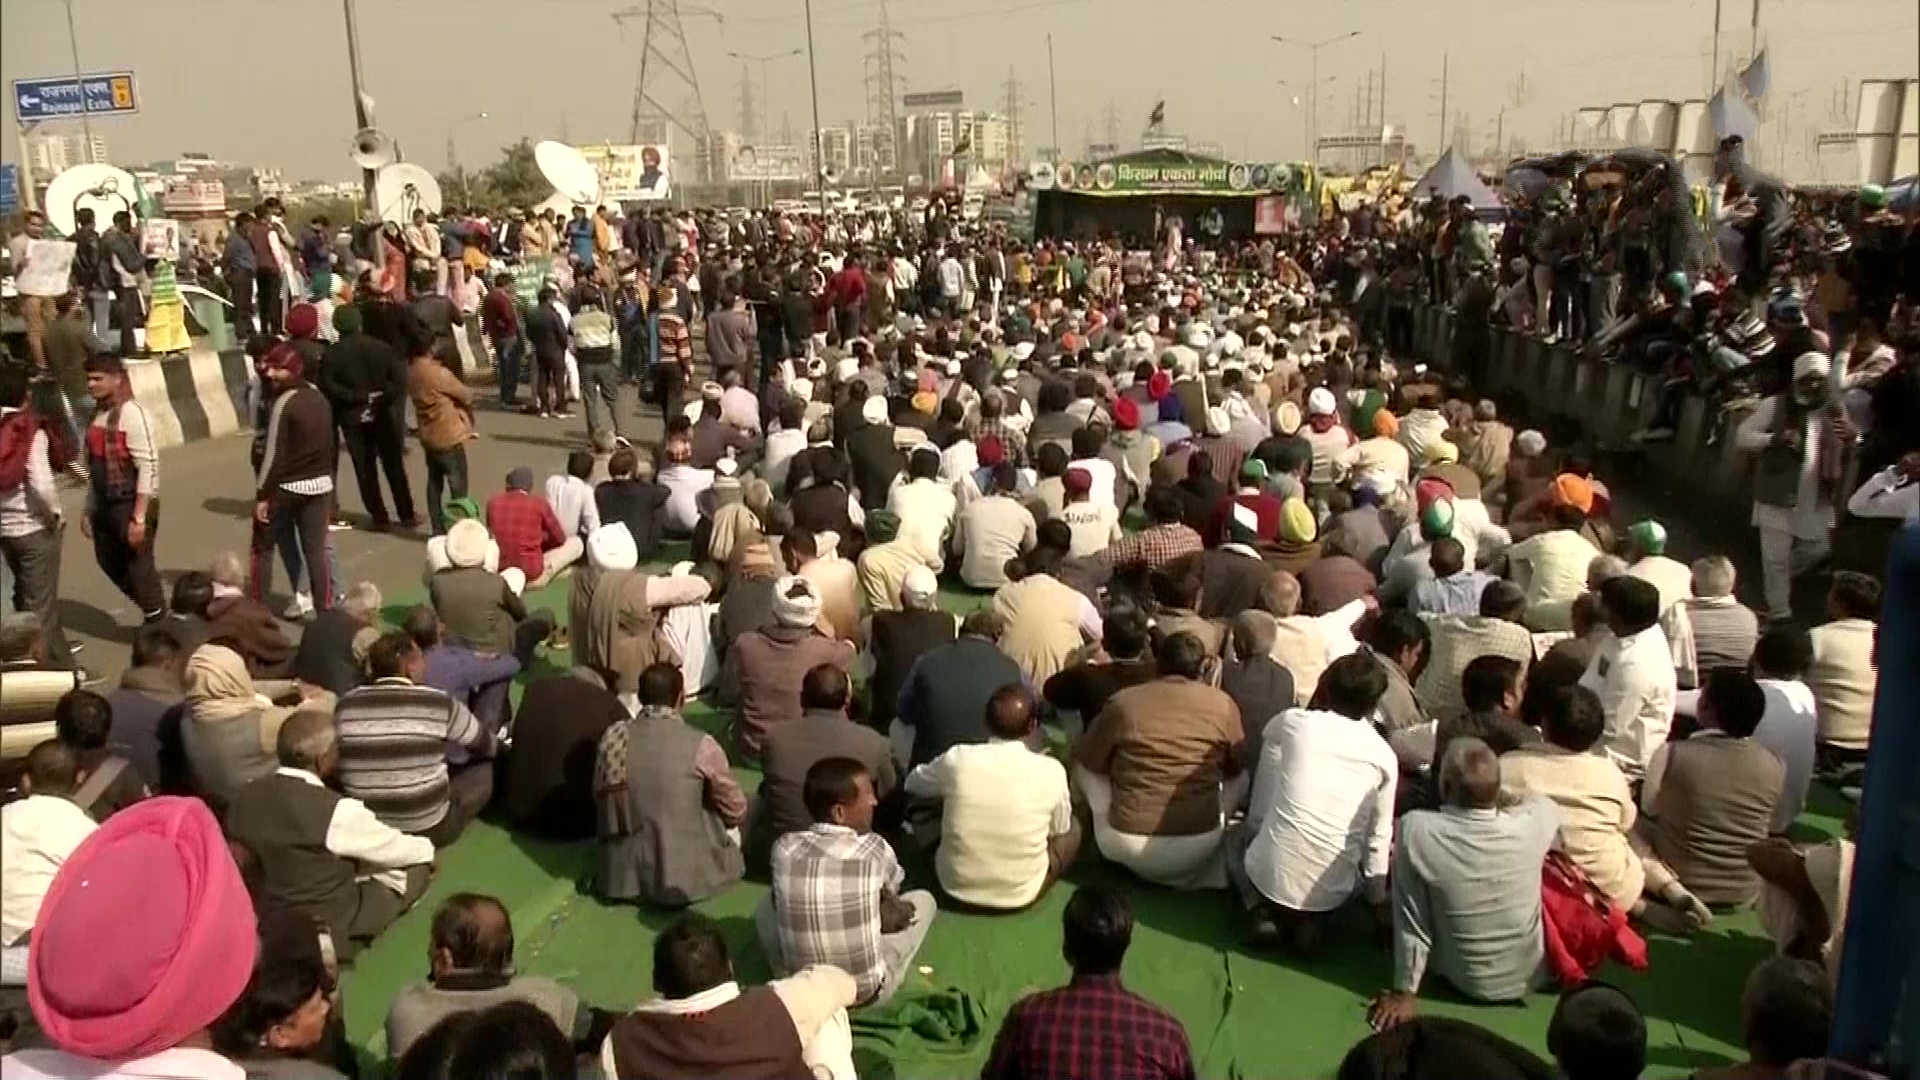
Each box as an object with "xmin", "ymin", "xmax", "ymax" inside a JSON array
[{"xmin": 480, "ymin": 139, "xmax": 549, "ymax": 211}]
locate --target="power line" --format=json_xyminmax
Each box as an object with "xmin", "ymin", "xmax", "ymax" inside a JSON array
[
  {"xmin": 861, "ymin": 0, "xmax": 905, "ymax": 179},
  {"xmin": 612, "ymin": 0, "xmax": 714, "ymax": 167}
]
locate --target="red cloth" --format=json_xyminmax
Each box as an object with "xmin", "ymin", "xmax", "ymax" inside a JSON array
[
  {"xmin": 486, "ymin": 490, "xmax": 565, "ymax": 581},
  {"xmin": 482, "ymin": 286, "xmax": 520, "ymax": 338},
  {"xmin": 1540, "ymin": 850, "xmax": 1648, "ymax": 988},
  {"xmin": 831, "ymin": 266, "xmax": 868, "ymax": 308},
  {"xmin": 0, "ymin": 407, "xmax": 73, "ymax": 488}
]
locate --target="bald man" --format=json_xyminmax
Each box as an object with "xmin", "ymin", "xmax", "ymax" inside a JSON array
[
  {"xmin": 1371, "ymin": 738, "xmax": 1562, "ymax": 1029},
  {"xmin": 386, "ymin": 892, "xmax": 619, "ymax": 1060},
  {"xmin": 904, "ymin": 685, "xmax": 1080, "ymax": 911}
]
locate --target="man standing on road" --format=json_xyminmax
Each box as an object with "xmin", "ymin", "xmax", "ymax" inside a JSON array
[
  {"xmin": 482, "ymin": 272, "xmax": 525, "ymax": 410},
  {"xmin": 80, "ymin": 353, "xmax": 165, "ymax": 624},
  {"xmin": 0, "ymin": 366, "xmax": 80, "ymax": 671},
  {"xmin": 246, "ymin": 206, "xmax": 285, "ymax": 337},
  {"xmin": 571, "ymin": 287, "xmax": 626, "ymax": 453},
  {"xmin": 524, "ymin": 285, "xmax": 570, "ymax": 419},
  {"xmin": 651, "ymin": 283, "xmax": 694, "ymax": 424},
  {"xmin": 250, "ymin": 342, "xmax": 336, "ymax": 612},
  {"xmin": 323, "ymin": 304, "xmax": 418, "ymax": 531},
  {"xmin": 706, "ymin": 288, "xmax": 757, "ymax": 386},
  {"xmin": 1734, "ymin": 351, "xmax": 1847, "ymax": 622}
]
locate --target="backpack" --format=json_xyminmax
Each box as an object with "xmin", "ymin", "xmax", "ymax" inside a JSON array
[{"xmin": 1540, "ymin": 850, "xmax": 1648, "ymax": 988}]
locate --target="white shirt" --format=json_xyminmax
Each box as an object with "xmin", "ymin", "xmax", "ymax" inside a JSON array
[
  {"xmin": 660, "ymin": 465, "xmax": 716, "ymax": 535},
  {"xmin": 1066, "ymin": 456, "xmax": 1119, "ymax": 512},
  {"xmin": 3, "ymin": 1047, "xmax": 247, "ymax": 1080},
  {"xmin": 1242, "ymin": 708, "xmax": 1399, "ymax": 913},
  {"xmin": 763, "ymin": 429, "xmax": 810, "ymax": 493},
  {"xmin": 0, "ymin": 795, "xmax": 97, "ymax": 945},
  {"xmin": 1058, "ymin": 500, "xmax": 1121, "ymax": 558},
  {"xmin": 887, "ymin": 478, "xmax": 959, "ymax": 573},
  {"xmin": 1579, "ymin": 625, "xmax": 1677, "ymax": 781},
  {"xmin": 279, "ymin": 767, "xmax": 434, "ymax": 895},
  {"xmin": 1846, "ymin": 466, "xmax": 1919, "ymax": 523},
  {"xmin": 938, "ymin": 257, "xmax": 965, "ymax": 298},
  {"xmin": 1383, "ymin": 499, "xmax": 1510, "ymax": 575},
  {"xmin": 1755, "ymin": 678, "xmax": 1818, "ymax": 832},
  {"xmin": 904, "ymin": 739, "xmax": 1073, "ymax": 910},
  {"xmin": 543, "ymin": 474, "xmax": 601, "ymax": 540}
]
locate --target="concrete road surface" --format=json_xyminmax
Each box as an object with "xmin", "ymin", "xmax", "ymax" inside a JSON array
[{"xmin": 29, "ymin": 381, "xmax": 673, "ymax": 684}]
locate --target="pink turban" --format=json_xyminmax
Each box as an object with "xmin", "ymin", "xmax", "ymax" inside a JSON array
[{"xmin": 31, "ymin": 797, "xmax": 259, "ymax": 1061}]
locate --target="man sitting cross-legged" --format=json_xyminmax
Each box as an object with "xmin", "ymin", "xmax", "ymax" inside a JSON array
[
  {"xmin": 758, "ymin": 757, "xmax": 937, "ymax": 1007},
  {"xmin": 904, "ymin": 684, "xmax": 1081, "ymax": 912}
]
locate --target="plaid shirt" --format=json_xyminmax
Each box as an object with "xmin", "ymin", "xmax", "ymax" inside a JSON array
[
  {"xmin": 1104, "ymin": 522, "xmax": 1203, "ymax": 573},
  {"xmin": 770, "ymin": 823, "xmax": 904, "ymax": 1002},
  {"xmin": 975, "ymin": 416, "xmax": 1029, "ymax": 468},
  {"xmin": 485, "ymin": 490, "xmax": 566, "ymax": 582},
  {"xmin": 982, "ymin": 973, "xmax": 1196, "ymax": 1080}
]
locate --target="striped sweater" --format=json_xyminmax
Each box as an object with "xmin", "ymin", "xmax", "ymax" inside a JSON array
[{"xmin": 334, "ymin": 677, "xmax": 493, "ymax": 835}]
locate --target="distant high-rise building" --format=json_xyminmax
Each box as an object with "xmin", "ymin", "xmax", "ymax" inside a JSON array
[
  {"xmin": 806, "ymin": 127, "xmax": 855, "ymax": 181},
  {"xmin": 25, "ymin": 129, "xmax": 109, "ymax": 177},
  {"xmin": 897, "ymin": 110, "xmax": 1021, "ymax": 181}
]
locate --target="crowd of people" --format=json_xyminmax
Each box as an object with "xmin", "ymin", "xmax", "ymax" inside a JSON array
[{"xmin": 0, "ymin": 141, "xmax": 1912, "ymax": 1079}]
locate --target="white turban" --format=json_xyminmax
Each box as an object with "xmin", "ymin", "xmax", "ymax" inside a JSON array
[
  {"xmin": 772, "ymin": 575, "xmax": 822, "ymax": 628},
  {"xmin": 444, "ymin": 519, "xmax": 490, "ymax": 569},
  {"xmin": 587, "ymin": 523, "xmax": 639, "ymax": 572}
]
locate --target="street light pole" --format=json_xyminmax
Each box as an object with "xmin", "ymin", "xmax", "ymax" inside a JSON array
[
  {"xmin": 729, "ymin": 49, "xmax": 804, "ymax": 146},
  {"xmin": 802, "ymin": 0, "xmax": 827, "ymax": 214},
  {"xmin": 1271, "ymin": 30, "xmax": 1360, "ymax": 166},
  {"xmin": 62, "ymin": 0, "xmax": 96, "ymax": 164},
  {"xmin": 342, "ymin": 0, "xmax": 376, "ymax": 213},
  {"xmin": 449, "ymin": 112, "xmax": 487, "ymax": 207}
]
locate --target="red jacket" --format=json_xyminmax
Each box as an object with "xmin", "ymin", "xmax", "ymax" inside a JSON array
[{"xmin": 486, "ymin": 490, "xmax": 565, "ymax": 581}]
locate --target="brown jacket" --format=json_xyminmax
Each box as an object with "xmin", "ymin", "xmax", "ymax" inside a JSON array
[
  {"xmin": 1077, "ymin": 676, "xmax": 1244, "ymax": 837},
  {"xmin": 205, "ymin": 593, "xmax": 294, "ymax": 677},
  {"xmin": 407, "ymin": 356, "xmax": 474, "ymax": 452},
  {"xmin": 718, "ymin": 627, "xmax": 856, "ymax": 760},
  {"xmin": 578, "ymin": 569, "xmax": 676, "ymax": 695}
]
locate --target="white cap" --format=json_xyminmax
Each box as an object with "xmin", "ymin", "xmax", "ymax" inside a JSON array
[
  {"xmin": 1307, "ymin": 387, "xmax": 1337, "ymax": 416},
  {"xmin": 862, "ymin": 396, "xmax": 890, "ymax": 424},
  {"xmin": 1793, "ymin": 351, "xmax": 1832, "ymax": 381}
]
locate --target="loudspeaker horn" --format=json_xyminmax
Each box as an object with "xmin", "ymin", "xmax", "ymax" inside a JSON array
[{"xmin": 351, "ymin": 128, "xmax": 396, "ymax": 170}]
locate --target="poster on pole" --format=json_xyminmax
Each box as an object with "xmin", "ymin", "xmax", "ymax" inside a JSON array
[
  {"xmin": 578, "ymin": 144, "xmax": 672, "ymax": 203},
  {"xmin": 16, "ymin": 240, "xmax": 76, "ymax": 296},
  {"xmin": 141, "ymin": 218, "xmax": 181, "ymax": 260},
  {"xmin": 1254, "ymin": 196, "xmax": 1288, "ymax": 235}
]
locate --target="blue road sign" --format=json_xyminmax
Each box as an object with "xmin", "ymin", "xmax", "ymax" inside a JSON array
[
  {"xmin": 0, "ymin": 165, "xmax": 17, "ymax": 215},
  {"xmin": 12, "ymin": 72, "xmax": 139, "ymax": 122}
]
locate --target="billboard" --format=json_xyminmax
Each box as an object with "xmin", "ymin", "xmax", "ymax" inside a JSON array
[
  {"xmin": 730, "ymin": 145, "xmax": 806, "ymax": 183},
  {"xmin": 12, "ymin": 71, "xmax": 138, "ymax": 121},
  {"xmin": 903, "ymin": 89, "xmax": 964, "ymax": 110},
  {"xmin": 580, "ymin": 142, "xmax": 672, "ymax": 201}
]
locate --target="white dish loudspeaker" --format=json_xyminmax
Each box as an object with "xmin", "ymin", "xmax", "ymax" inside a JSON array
[
  {"xmin": 374, "ymin": 163, "xmax": 444, "ymax": 225},
  {"xmin": 535, "ymin": 141, "xmax": 603, "ymax": 207},
  {"xmin": 44, "ymin": 163, "xmax": 139, "ymax": 237}
]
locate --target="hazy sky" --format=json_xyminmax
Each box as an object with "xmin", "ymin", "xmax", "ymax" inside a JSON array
[{"xmin": 2, "ymin": 0, "xmax": 1913, "ymax": 184}]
